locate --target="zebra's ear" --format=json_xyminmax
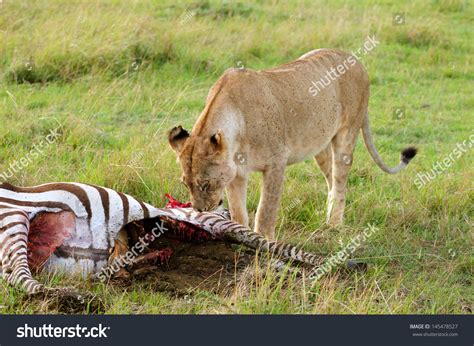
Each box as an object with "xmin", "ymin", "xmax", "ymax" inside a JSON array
[{"xmin": 168, "ymin": 125, "xmax": 189, "ymax": 153}]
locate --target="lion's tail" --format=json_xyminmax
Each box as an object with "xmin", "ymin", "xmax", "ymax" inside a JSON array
[{"xmin": 361, "ymin": 113, "xmax": 417, "ymax": 174}]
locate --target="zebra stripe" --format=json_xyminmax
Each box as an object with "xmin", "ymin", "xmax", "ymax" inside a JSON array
[
  {"xmin": 89, "ymin": 184, "xmax": 110, "ymax": 225},
  {"xmin": 188, "ymin": 213, "xmax": 325, "ymax": 267},
  {"xmin": 127, "ymin": 196, "xmax": 145, "ymax": 223},
  {"xmin": 5, "ymin": 182, "xmax": 93, "ymax": 219},
  {"xmin": 0, "ymin": 183, "xmax": 89, "ymax": 218},
  {"xmin": 117, "ymin": 193, "xmax": 130, "ymax": 225},
  {"xmin": 0, "ymin": 210, "xmax": 28, "ymax": 221},
  {"xmin": 0, "ymin": 209, "xmax": 43, "ymax": 294},
  {"xmin": 71, "ymin": 183, "xmax": 107, "ymax": 249}
]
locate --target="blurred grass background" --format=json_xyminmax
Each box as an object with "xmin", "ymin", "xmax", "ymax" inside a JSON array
[{"xmin": 0, "ymin": 0, "xmax": 472, "ymax": 314}]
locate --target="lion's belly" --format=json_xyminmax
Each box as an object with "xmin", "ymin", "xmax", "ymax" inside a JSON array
[{"xmin": 285, "ymin": 95, "xmax": 342, "ymax": 164}]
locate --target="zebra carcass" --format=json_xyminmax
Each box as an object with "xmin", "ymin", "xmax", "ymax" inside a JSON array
[{"xmin": 0, "ymin": 182, "xmax": 325, "ymax": 295}]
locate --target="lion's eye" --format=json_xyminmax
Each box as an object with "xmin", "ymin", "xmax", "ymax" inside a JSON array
[{"xmin": 199, "ymin": 181, "xmax": 210, "ymax": 192}]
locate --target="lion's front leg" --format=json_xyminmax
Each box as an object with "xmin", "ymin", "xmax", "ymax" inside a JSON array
[
  {"xmin": 254, "ymin": 164, "xmax": 286, "ymax": 240},
  {"xmin": 226, "ymin": 174, "xmax": 249, "ymax": 227}
]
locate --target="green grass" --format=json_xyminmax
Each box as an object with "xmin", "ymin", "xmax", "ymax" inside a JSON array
[{"xmin": 0, "ymin": 0, "xmax": 472, "ymax": 314}]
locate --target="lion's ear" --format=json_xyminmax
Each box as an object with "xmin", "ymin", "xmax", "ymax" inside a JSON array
[
  {"xmin": 168, "ymin": 125, "xmax": 189, "ymax": 153},
  {"xmin": 210, "ymin": 129, "xmax": 226, "ymax": 152}
]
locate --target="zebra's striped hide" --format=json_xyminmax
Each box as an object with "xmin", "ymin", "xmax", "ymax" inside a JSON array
[{"xmin": 0, "ymin": 182, "xmax": 324, "ymax": 294}]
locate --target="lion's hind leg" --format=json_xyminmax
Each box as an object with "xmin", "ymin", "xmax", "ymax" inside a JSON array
[
  {"xmin": 326, "ymin": 128, "xmax": 359, "ymax": 226},
  {"xmin": 314, "ymin": 144, "xmax": 333, "ymax": 201}
]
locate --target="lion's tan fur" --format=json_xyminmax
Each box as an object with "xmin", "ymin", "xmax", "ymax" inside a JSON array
[{"xmin": 169, "ymin": 49, "xmax": 415, "ymax": 239}]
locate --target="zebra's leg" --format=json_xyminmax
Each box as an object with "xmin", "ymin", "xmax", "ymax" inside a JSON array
[{"xmin": 0, "ymin": 210, "xmax": 44, "ymax": 294}]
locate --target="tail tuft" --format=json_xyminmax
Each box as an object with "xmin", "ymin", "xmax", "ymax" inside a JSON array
[{"xmin": 401, "ymin": 146, "xmax": 417, "ymax": 164}]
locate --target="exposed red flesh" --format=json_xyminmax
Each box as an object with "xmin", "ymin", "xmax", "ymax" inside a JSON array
[
  {"xmin": 164, "ymin": 194, "xmax": 212, "ymax": 242},
  {"xmin": 164, "ymin": 194, "xmax": 192, "ymax": 209},
  {"xmin": 133, "ymin": 248, "xmax": 174, "ymax": 266},
  {"xmin": 27, "ymin": 211, "xmax": 75, "ymax": 270}
]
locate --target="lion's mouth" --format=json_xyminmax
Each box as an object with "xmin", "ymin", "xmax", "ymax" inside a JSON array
[{"xmin": 194, "ymin": 199, "xmax": 223, "ymax": 212}]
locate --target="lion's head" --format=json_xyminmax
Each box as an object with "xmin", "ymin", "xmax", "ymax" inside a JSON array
[{"xmin": 168, "ymin": 125, "xmax": 237, "ymax": 212}]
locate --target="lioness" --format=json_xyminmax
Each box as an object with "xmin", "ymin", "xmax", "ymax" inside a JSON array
[{"xmin": 168, "ymin": 49, "xmax": 416, "ymax": 240}]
